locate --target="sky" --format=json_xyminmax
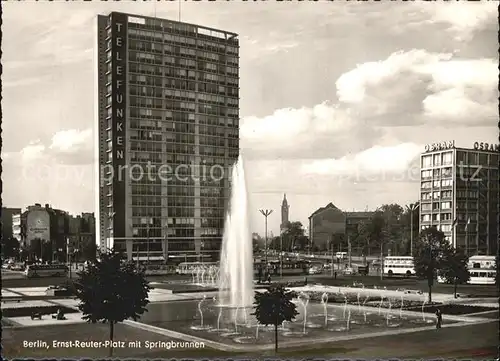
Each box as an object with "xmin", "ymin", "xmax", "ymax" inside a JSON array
[{"xmin": 2, "ymin": 1, "xmax": 498, "ymax": 236}]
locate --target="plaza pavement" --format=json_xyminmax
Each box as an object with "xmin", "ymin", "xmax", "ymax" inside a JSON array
[{"xmin": 2, "ymin": 286, "xmax": 217, "ymax": 327}]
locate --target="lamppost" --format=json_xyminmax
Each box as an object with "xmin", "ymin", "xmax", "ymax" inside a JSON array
[
  {"xmin": 407, "ymin": 202, "xmax": 420, "ymax": 256},
  {"xmin": 330, "ymin": 234, "xmax": 335, "ymax": 277},
  {"xmin": 279, "ymin": 227, "xmax": 284, "ymax": 278},
  {"xmin": 146, "ymin": 221, "xmax": 150, "ymax": 265},
  {"xmin": 163, "ymin": 225, "xmax": 169, "ymax": 265},
  {"xmin": 259, "ymin": 209, "xmax": 273, "ymax": 267}
]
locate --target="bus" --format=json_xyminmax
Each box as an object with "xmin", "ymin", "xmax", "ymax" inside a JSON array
[
  {"xmin": 468, "ymin": 269, "xmax": 496, "ymax": 285},
  {"xmin": 468, "ymin": 255, "xmax": 496, "ymax": 285},
  {"xmin": 335, "ymin": 252, "xmax": 347, "ymax": 260},
  {"xmin": 468, "ymin": 255, "xmax": 496, "ymax": 270},
  {"xmin": 438, "ymin": 268, "xmax": 496, "ymax": 285},
  {"xmin": 383, "ymin": 256, "xmax": 415, "ymax": 277},
  {"xmin": 24, "ymin": 264, "xmax": 69, "ymax": 278}
]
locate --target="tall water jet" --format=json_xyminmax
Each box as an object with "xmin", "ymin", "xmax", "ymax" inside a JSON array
[{"xmin": 218, "ymin": 156, "xmax": 254, "ymax": 308}]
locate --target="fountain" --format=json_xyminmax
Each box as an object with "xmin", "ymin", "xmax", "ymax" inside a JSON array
[
  {"xmin": 298, "ymin": 292, "xmax": 310, "ymax": 334},
  {"xmin": 378, "ymin": 295, "xmax": 384, "ymax": 315},
  {"xmin": 321, "ymin": 293, "xmax": 329, "ymax": 326},
  {"xmin": 400, "ymin": 294, "xmax": 404, "ymax": 319},
  {"xmin": 342, "ymin": 293, "xmax": 348, "ymax": 319},
  {"xmin": 234, "ymin": 306, "xmax": 239, "ymax": 332},
  {"xmin": 218, "ymin": 156, "xmax": 254, "ymax": 309},
  {"xmin": 190, "ymin": 295, "xmax": 210, "ymax": 331},
  {"xmin": 346, "ymin": 308, "xmax": 351, "ymax": 331},
  {"xmin": 363, "ymin": 296, "xmax": 370, "ymax": 322},
  {"xmin": 136, "ymin": 156, "xmax": 461, "ymax": 348},
  {"xmin": 386, "ymin": 298, "xmax": 392, "ymax": 326},
  {"xmin": 217, "ymin": 307, "xmax": 222, "ymax": 331}
]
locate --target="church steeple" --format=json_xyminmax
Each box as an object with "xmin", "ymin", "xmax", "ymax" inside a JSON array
[{"xmin": 281, "ymin": 193, "xmax": 290, "ymax": 230}]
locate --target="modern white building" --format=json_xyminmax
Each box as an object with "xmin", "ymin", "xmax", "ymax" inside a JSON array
[{"xmin": 419, "ymin": 140, "xmax": 499, "ymax": 256}]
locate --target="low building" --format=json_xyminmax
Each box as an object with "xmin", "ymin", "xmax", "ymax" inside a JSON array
[
  {"xmin": 308, "ymin": 203, "xmax": 374, "ymax": 251},
  {"xmin": 13, "ymin": 204, "xmax": 95, "ymax": 261},
  {"xmin": 1, "ymin": 207, "xmax": 21, "ymax": 242}
]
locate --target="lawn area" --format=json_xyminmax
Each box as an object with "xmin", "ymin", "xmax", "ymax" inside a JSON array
[{"xmin": 2, "ymin": 322, "xmax": 241, "ymax": 358}]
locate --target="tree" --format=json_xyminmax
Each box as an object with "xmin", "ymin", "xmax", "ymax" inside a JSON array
[
  {"xmin": 252, "ymin": 233, "xmax": 264, "ymax": 252},
  {"xmin": 81, "ymin": 239, "xmax": 98, "ymax": 262},
  {"xmin": 365, "ymin": 211, "xmax": 387, "ymax": 279},
  {"xmin": 413, "ymin": 226, "xmax": 452, "ymax": 302},
  {"xmin": 281, "ymin": 221, "xmax": 305, "ymax": 251},
  {"xmin": 2, "ymin": 237, "xmax": 20, "ymax": 259},
  {"xmin": 252, "ymin": 285, "xmax": 298, "ymax": 353},
  {"xmin": 74, "ymin": 250, "xmax": 151, "ymax": 356},
  {"xmin": 438, "ymin": 248, "xmax": 470, "ymax": 298},
  {"xmin": 402, "ymin": 202, "xmax": 420, "ymax": 255},
  {"xmin": 378, "ymin": 204, "xmax": 405, "ymax": 256}
]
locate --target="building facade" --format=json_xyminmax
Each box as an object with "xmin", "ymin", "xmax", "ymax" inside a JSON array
[
  {"xmin": 419, "ymin": 141, "xmax": 499, "ymax": 256},
  {"xmin": 13, "ymin": 204, "xmax": 96, "ymax": 262},
  {"xmin": 280, "ymin": 194, "xmax": 289, "ymax": 230},
  {"xmin": 308, "ymin": 203, "xmax": 374, "ymax": 252},
  {"xmin": 95, "ymin": 12, "xmax": 239, "ymax": 262},
  {"xmin": 67, "ymin": 213, "xmax": 96, "ymax": 256},
  {"xmin": 1, "ymin": 207, "xmax": 21, "ymax": 242}
]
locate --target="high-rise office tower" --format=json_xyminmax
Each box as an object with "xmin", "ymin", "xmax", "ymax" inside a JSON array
[
  {"xmin": 419, "ymin": 141, "xmax": 499, "ymax": 256},
  {"xmin": 94, "ymin": 12, "xmax": 240, "ymax": 262}
]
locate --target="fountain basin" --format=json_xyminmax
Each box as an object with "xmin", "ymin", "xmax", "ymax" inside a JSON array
[{"xmin": 137, "ymin": 299, "xmax": 462, "ymax": 347}]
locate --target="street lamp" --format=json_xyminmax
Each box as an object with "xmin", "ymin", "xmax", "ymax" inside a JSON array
[
  {"xmin": 146, "ymin": 221, "xmax": 150, "ymax": 265},
  {"xmin": 259, "ymin": 209, "xmax": 273, "ymax": 267},
  {"xmin": 163, "ymin": 225, "xmax": 169, "ymax": 265},
  {"xmin": 407, "ymin": 202, "xmax": 420, "ymax": 257},
  {"xmin": 279, "ymin": 227, "xmax": 284, "ymax": 278}
]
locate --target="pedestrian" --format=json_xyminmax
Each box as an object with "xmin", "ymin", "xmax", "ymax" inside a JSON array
[
  {"xmin": 435, "ymin": 308, "xmax": 442, "ymax": 329},
  {"xmin": 267, "ymin": 273, "xmax": 272, "ymax": 284},
  {"xmin": 334, "ymin": 271, "xmax": 337, "ymax": 279},
  {"xmin": 257, "ymin": 265, "xmax": 262, "ymax": 284}
]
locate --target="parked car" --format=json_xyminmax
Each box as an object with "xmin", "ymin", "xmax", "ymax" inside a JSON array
[
  {"xmin": 344, "ymin": 267, "xmax": 354, "ymax": 275},
  {"xmin": 11, "ymin": 264, "xmax": 24, "ymax": 271}
]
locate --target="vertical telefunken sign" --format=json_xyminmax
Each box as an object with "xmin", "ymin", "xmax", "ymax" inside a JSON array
[{"xmin": 112, "ymin": 13, "xmax": 127, "ymax": 238}]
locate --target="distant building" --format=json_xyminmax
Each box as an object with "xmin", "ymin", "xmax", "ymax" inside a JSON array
[
  {"xmin": 308, "ymin": 203, "xmax": 373, "ymax": 251},
  {"xmin": 280, "ymin": 194, "xmax": 290, "ymax": 230},
  {"xmin": 67, "ymin": 212, "xmax": 96, "ymax": 255},
  {"xmin": 13, "ymin": 204, "xmax": 95, "ymax": 261},
  {"xmin": 419, "ymin": 141, "xmax": 499, "ymax": 256},
  {"xmin": 1, "ymin": 207, "xmax": 21, "ymax": 242}
]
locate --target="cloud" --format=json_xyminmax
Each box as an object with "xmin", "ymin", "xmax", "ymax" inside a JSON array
[
  {"xmin": 8, "ymin": 129, "xmax": 93, "ymax": 166},
  {"xmin": 49, "ymin": 129, "xmax": 92, "ymax": 154},
  {"xmin": 20, "ymin": 142, "xmax": 46, "ymax": 162},
  {"xmin": 240, "ymin": 102, "xmax": 383, "ymax": 160},
  {"xmin": 301, "ymin": 143, "xmax": 422, "ymax": 182},
  {"xmin": 416, "ymin": 2, "xmax": 498, "ymax": 42},
  {"xmin": 335, "ymin": 49, "xmax": 497, "ymax": 126}
]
